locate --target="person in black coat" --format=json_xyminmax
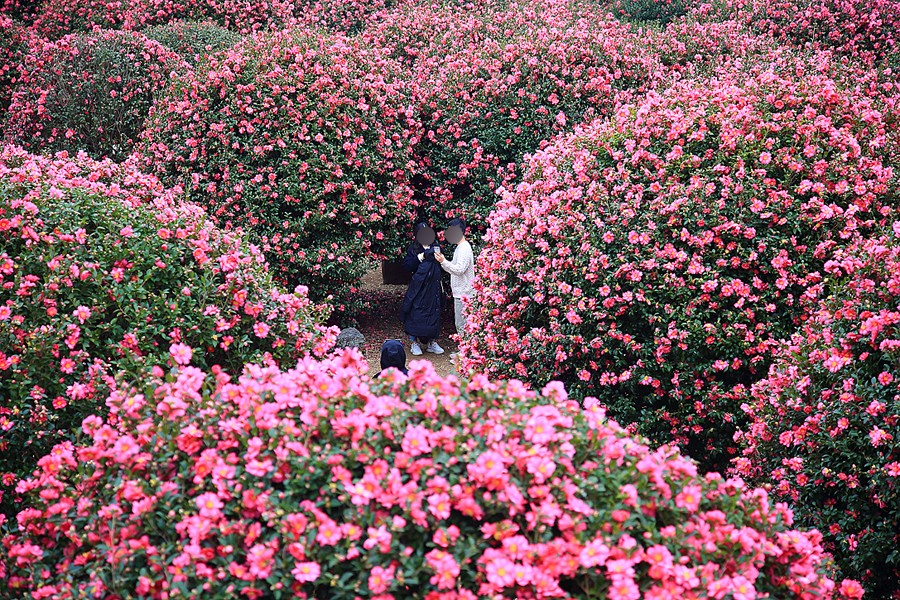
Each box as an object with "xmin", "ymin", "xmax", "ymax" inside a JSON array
[
  {"xmin": 401, "ymin": 222, "xmax": 445, "ymax": 356},
  {"xmin": 379, "ymin": 339, "xmax": 408, "ymax": 376}
]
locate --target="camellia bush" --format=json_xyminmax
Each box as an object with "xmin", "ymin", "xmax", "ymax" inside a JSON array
[
  {"xmin": 28, "ymin": 0, "xmax": 295, "ymax": 39},
  {"xmin": 292, "ymin": 0, "xmax": 396, "ymax": 33},
  {"xmin": 733, "ymin": 230, "xmax": 900, "ymax": 596},
  {"xmin": 612, "ymin": 0, "xmax": 687, "ymax": 24},
  {"xmin": 4, "ymin": 29, "xmax": 187, "ymax": 162},
  {"xmin": 403, "ymin": 1, "xmax": 661, "ymax": 237},
  {"xmin": 707, "ymin": 0, "xmax": 900, "ymax": 66},
  {"xmin": 0, "ymin": 350, "xmax": 862, "ymax": 598},
  {"xmin": 139, "ymin": 29, "xmax": 418, "ymax": 309},
  {"xmin": 143, "ymin": 19, "xmax": 242, "ymax": 67},
  {"xmin": 0, "ymin": 16, "xmax": 34, "ymax": 116},
  {"xmin": 458, "ymin": 66, "xmax": 899, "ymax": 472},
  {"xmin": 0, "ymin": 145, "xmax": 337, "ymax": 517}
]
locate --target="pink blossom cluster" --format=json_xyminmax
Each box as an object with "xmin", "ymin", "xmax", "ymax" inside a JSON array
[
  {"xmin": 4, "ymin": 29, "xmax": 187, "ymax": 161},
  {"xmin": 27, "ymin": 0, "xmax": 296, "ymax": 39},
  {"xmin": 367, "ymin": 0, "xmax": 663, "ymax": 234},
  {"xmin": 138, "ymin": 29, "xmax": 418, "ymax": 310},
  {"xmin": 0, "ymin": 144, "xmax": 337, "ymax": 515},
  {"xmin": 458, "ymin": 63, "xmax": 900, "ymax": 472},
  {"xmin": 0, "ymin": 349, "xmax": 859, "ymax": 598},
  {"xmin": 733, "ymin": 229, "xmax": 900, "ymax": 596}
]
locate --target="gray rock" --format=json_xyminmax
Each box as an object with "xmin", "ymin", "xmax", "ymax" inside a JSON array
[{"xmin": 335, "ymin": 327, "xmax": 366, "ymax": 349}]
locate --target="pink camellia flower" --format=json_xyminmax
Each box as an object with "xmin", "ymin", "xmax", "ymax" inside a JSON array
[
  {"xmin": 427, "ymin": 493, "xmax": 452, "ymax": 520},
  {"xmin": 869, "ymin": 427, "xmax": 891, "ymax": 447},
  {"xmin": 485, "ymin": 558, "xmax": 516, "ymax": 588},
  {"xmin": 195, "ymin": 492, "xmax": 223, "ymax": 519},
  {"xmin": 111, "ymin": 435, "xmax": 139, "ymax": 460},
  {"xmin": 253, "ymin": 322, "xmax": 270, "ymax": 338},
  {"xmin": 839, "ymin": 579, "xmax": 865, "ymax": 599},
  {"xmin": 292, "ymin": 561, "xmax": 320, "ymax": 583},
  {"xmin": 401, "ymin": 425, "xmax": 433, "ymax": 456},
  {"xmin": 368, "ymin": 565, "xmax": 395, "ymax": 594},
  {"xmin": 169, "ymin": 343, "xmax": 193, "ymax": 365},
  {"xmin": 73, "ymin": 305, "xmax": 91, "ymax": 324},
  {"xmin": 675, "ymin": 485, "xmax": 702, "ymax": 513}
]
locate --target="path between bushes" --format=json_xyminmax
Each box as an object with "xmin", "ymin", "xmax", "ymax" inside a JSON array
[{"xmin": 354, "ymin": 265, "xmax": 459, "ymax": 379}]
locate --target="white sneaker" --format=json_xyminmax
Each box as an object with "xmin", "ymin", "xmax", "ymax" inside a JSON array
[
  {"xmin": 410, "ymin": 342, "xmax": 423, "ymax": 356},
  {"xmin": 426, "ymin": 341, "xmax": 444, "ymax": 354}
]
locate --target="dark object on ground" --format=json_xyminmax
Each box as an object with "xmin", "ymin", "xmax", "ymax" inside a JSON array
[{"xmin": 382, "ymin": 259, "xmax": 412, "ymax": 285}]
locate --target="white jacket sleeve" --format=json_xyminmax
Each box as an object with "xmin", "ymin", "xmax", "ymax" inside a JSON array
[{"xmin": 441, "ymin": 243, "xmax": 473, "ymax": 276}]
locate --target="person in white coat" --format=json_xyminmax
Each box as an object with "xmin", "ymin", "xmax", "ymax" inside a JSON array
[{"xmin": 435, "ymin": 218, "xmax": 474, "ymax": 364}]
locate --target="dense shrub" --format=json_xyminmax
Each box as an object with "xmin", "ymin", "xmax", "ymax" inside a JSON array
[
  {"xmin": 0, "ymin": 145, "xmax": 337, "ymax": 517},
  {"xmin": 734, "ymin": 230, "xmax": 900, "ymax": 596},
  {"xmin": 612, "ymin": 0, "xmax": 687, "ymax": 24},
  {"xmin": 0, "ymin": 350, "xmax": 859, "ymax": 598},
  {"xmin": 4, "ymin": 30, "xmax": 187, "ymax": 161},
  {"xmin": 708, "ymin": 0, "xmax": 900, "ymax": 66},
  {"xmin": 647, "ymin": 17, "xmax": 782, "ymax": 75},
  {"xmin": 458, "ymin": 67, "xmax": 899, "ymax": 472},
  {"xmin": 0, "ymin": 0, "xmax": 41, "ymax": 21},
  {"xmin": 28, "ymin": 0, "xmax": 295, "ymax": 39},
  {"xmin": 0, "ymin": 16, "xmax": 34, "ymax": 116},
  {"xmin": 361, "ymin": 0, "xmax": 508, "ymax": 66},
  {"xmin": 292, "ymin": 0, "xmax": 395, "ymax": 33},
  {"xmin": 139, "ymin": 30, "xmax": 418, "ymax": 310},
  {"xmin": 405, "ymin": 1, "xmax": 661, "ymax": 236},
  {"xmin": 143, "ymin": 19, "xmax": 242, "ymax": 66}
]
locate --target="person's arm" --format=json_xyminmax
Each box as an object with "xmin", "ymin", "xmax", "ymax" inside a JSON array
[
  {"xmin": 401, "ymin": 246, "xmax": 420, "ymax": 272},
  {"xmin": 440, "ymin": 243, "xmax": 473, "ymax": 276}
]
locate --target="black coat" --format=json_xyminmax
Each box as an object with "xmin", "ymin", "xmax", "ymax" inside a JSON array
[{"xmin": 400, "ymin": 242, "xmax": 443, "ymax": 339}]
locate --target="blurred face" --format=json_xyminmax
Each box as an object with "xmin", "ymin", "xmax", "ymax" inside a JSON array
[
  {"xmin": 416, "ymin": 226, "xmax": 436, "ymax": 247},
  {"xmin": 445, "ymin": 225, "xmax": 463, "ymax": 244}
]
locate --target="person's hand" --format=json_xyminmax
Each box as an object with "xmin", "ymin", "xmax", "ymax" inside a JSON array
[{"xmin": 435, "ymin": 252, "xmax": 444, "ymax": 263}]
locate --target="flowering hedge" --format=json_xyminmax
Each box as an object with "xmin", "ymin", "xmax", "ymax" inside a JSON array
[
  {"xmin": 0, "ymin": 16, "xmax": 33, "ymax": 116},
  {"xmin": 143, "ymin": 20, "xmax": 242, "ymax": 67},
  {"xmin": 28, "ymin": 0, "xmax": 295, "ymax": 39},
  {"xmin": 710, "ymin": 0, "xmax": 900, "ymax": 66},
  {"xmin": 4, "ymin": 30, "xmax": 187, "ymax": 162},
  {"xmin": 292, "ymin": 0, "xmax": 395, "ymax": 33},
  {"xmin": 0, "ymin": 0, "xmax": 40, "ymax": 22},
  {"xmin": 405, "ymin": 1, "xmax": 661, "ymax": 236},
  {"xmin": 0, "ymin": 145, "xmax": 336, "ymax": 517},
  {"xmin": 0, "ymin": 350, "xmax": 860, "ymax": 598},
  {"xmin": 733, "ymin": 230, "xmax": 900, "ymax": 596},
  {"xmin": 139, "ymin": 30, "xmax": 418, "ymax": 309},
  {"xmin": 612, "ymin": 0, "xmax": 687, "ymax": 24},
  {"xmin": 459, "ymin": 68, "xmax": 899, "ymax": 472}
]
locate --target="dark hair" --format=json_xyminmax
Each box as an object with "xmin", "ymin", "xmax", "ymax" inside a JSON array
[{"xmin": 447, "ymin": 217, "xmax": 466, "ymax": 234}]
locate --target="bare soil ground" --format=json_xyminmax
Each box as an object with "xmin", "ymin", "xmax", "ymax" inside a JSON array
[{"xmin": 353, "ymin": 265, "xmax": 459, "ymax": 378}]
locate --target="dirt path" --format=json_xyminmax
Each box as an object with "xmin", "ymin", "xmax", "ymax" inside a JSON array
[{"xmin": 352, "ymin": 264, "xmax": 459, "ymax": 379}]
